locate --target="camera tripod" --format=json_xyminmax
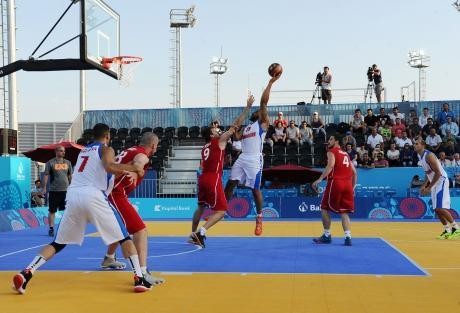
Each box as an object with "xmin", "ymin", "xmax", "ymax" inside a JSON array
[
  {"xmin": 364, "ymin": 81, "xmax": 374, "ymax": 103},
  {"xmin": 309, "ymin": 84, "xmax": 322, "ymax": 104}
]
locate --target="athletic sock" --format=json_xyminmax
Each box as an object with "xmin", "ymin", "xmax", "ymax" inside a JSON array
[
  {"xmin": 106, "ymin": 253, "xmax": 115, "ymax": 259},
  {"xmin": 199, "ymin": 227, "xmax": 207, "ymax": 236},
  {"xmin": 127, "ymin": 255, "xmax": 143, "ymax": 277},
  {"xmin": 26, "ymin": 255, "xmax": 47, "ymax": 274},
  {"xmin": 141, "ymin": 266, "xmax": 147, "ymax": 274},
  {"xmin": 450, "ymin": 222, "xmax": 459, "ymax": 231},
  {"xmin": 257, "ymin": 213, "xmax": 262, "ymax": 218},
  {"xmin": 324, "ymin": 229, "xmax": 331, "ymax": 237},
  {"xmin": 344, "ymin": 230, "xmax": 352, "ymax": 238},
  {"xmin": 444, "ymin": 224, "xmax": 452, "ymax": 233}
]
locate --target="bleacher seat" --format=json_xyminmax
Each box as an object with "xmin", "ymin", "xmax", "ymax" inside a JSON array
[
  {"xmin": 124, "ymin": 136, "xmax": 136, "ymax": 148},
  {"xmin": 177, "ymin": 126, "xmax": 189, "ymax": 140},
  {"xmin": 141, "ymin": 127, "xmax": 153, "ymax": 134},
  {"xmin": 262, "ymin": 143, "xmax": 272, "ymax": 155},
  {"xmin": 286, "ymin": 155, "xmax": 299, "ymax": 165},
  {"xmin": 82, "ymin": 129, "xmax": 93, "ymax": 140},
  {"xmin": 111, "ymin": 139, "xmax": 124, "ymax": 154},
  {"xmin": 299, "ymin": 156, "xmax": 313, "ymax": 167},
  {"xmin": 189, "ymin": 126, "xmax": 200, "ymax": 138},
  {"xmin": 325, "ymin": 123, "xmax": 338, "ymax": 137},
  {"xmin": 164, "ymin": 127, "xmax": 175, "ymax": 139},
  {"xmin": 109, "ymin": 128, "xmax": 117, "ymax": 138},
  {"xmin": 129, "ymin": 127, "xmax": 141, "ymax": 138},
  {"xmin": 286, "ymin": 143, "xmax": 298, "ymax": 156},
  {"xmin": 153, "ymin": 127, "xmax": 164, "ymax": 137},
  {"xmin": 337, "ymin": 122, "xmax": 350, "ymax": 134}
]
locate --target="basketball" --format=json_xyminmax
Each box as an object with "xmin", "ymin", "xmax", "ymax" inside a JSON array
[{"xmin": 268, "ymin": 63, "xmax": 282, "ymax": 77}]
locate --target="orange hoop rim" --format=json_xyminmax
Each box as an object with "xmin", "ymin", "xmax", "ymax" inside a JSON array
[{"xmin": 101, "ymin": 56, "xmax": 143, "ymax": 65}]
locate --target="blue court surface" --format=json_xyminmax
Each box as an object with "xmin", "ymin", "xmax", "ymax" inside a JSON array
[{"xmin": 0, "ymin": 227, "xmax": 427, "ymax": 276}]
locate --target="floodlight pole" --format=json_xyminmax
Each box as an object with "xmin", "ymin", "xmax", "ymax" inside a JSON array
[
  {"xmin": 170, "ymin": 6, "xmax": 196, "ymax": 109},
  {"xmin": 210, "ymin": 53, "xmax": 228, "ymax": 107},
  {"xmin": 407, "ymin": 50, "xmax": 430, "ymax": 103},
  {"xmin": 7, "ymin": 0, "xmax": 17, "ymax": 131}
]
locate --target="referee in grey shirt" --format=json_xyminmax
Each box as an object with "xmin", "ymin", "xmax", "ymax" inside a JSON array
[{"xmin": 42, "ymin": 146, "xmax": 72, "ymax": 236}]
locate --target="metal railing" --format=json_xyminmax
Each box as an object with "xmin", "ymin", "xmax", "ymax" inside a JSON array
[{"xmin": 131, "ymin": 178, "xmax": 197, "ymax": 198}]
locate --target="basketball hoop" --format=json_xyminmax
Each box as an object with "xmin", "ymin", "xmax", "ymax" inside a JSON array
[{"xmin": 101, "ymin": 56, "xmax": 143, "ymax": 86}]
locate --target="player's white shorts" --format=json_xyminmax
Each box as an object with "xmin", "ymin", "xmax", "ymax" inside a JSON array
[
  {"xmin": 431, "ymin": 177, "xmax": 450, "ymax": 209},
  {"xmin": 55, "ymin": 186, "xmax": 129, "ymax": 245},
  {"xmin": 230, "ymin": 154, "xmax": 263, "ymax": 190}
]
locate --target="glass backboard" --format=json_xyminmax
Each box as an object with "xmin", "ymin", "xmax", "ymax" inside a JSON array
[{"xmin": 82, "ymin": 0, "xmax": 120, "ymax": 78}]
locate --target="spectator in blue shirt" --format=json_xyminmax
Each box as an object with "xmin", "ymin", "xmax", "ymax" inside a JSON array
[
  {"xmin": 440, "ymin": 116, "xmax": 459, "ymax": 138},
  {"xmin": 437, "ymin": 103, "xmax": 455, "ymax": 125}
]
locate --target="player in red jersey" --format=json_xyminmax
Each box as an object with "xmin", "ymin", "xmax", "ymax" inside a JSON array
[
  {"xmin": 101, "ymin": 132, "xmax": 165, "ymax": 285},
  {"xmin": 189, "ymin": 95, "xmax": 255, "ymax": 248},
  {"xmin": 311, "ymin": 135, "xmax": 357, "ymax": 246}
]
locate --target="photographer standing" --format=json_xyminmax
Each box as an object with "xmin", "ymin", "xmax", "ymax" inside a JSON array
[
  {"xmin": 371, "ymin": 64, "xmax": 383, "ymax": 103},
  {"xmin": 321, "ymin": 66, "xmax": 332, "ymax": 104}
]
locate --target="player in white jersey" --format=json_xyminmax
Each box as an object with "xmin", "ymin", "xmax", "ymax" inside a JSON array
[
  {"xmin": 12, "ymin": 123, "xmax": 153, "ymax": 294},
  {"xmin": 225, "ymin": 72, "xmax": 281, "ymax": 236},
  {"xmin": 414, "ymin": 137, "xmax": 460, "ymax": 239}
]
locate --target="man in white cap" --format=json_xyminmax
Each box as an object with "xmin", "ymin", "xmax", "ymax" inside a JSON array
[{"xmin": 273, "ymin": 111, "xmax": 287, "ymax": 128}]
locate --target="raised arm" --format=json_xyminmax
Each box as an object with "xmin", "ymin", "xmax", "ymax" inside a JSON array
[
  {"xmin": 259, "ymin": 73, "xmax": 282, "ymax": 126},
  {"xmin": 219, "ymin": 95, "xmax": 255, "ymax": 148}
]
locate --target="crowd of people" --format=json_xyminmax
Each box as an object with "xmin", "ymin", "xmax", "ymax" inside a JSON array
[{"xmin": 259, "ymin": 102, "xmax": 460, "ymax": 171}]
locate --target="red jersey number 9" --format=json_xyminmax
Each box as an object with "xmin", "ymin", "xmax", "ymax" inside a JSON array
[{"xmin": 203, "ymin": 148, "xmax": 210, "ymax": 161}]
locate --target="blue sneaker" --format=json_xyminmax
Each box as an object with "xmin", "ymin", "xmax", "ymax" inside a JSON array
[
  {"xmin": 344, "ymin": 237, "xmax": 352, "ymax": 246},
  {"xmin": 313, "ymin": 234, "xmax": 332, "ymax": 244}
]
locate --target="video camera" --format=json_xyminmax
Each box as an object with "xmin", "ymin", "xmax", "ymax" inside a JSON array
[
  {"xmin": 367, "ymin": 67, "xmax": 374, "ymax": 82},
  {"xmin": 315, "ymin": 72, "xmax": 322, "ymax": 85}
]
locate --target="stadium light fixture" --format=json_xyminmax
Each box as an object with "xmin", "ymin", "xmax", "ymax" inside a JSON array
[
  {"xmin": 453, "ymin": 1, "xmax": 460, "ymax": 11},
  {"xmin": 407, "ymin": 49, "xmax": 430, "ymax": 102},
  {"xmin": 210, "ymin": 54, "xmax": 228, "ymax": 107}
]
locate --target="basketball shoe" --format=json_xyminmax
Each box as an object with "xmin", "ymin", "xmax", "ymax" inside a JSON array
[
  {"xmin": 134, "ymin": 275, "xmax": 152, "ymax": 293},
  {"xmin": 344, "ymin": 237, "xmax": 352, "ymax": 246},
  {"xmin": 254, "ymin": 215, "xmax": 263, "ymax": 236},
  {"xmin": 448, "ymin": 228, "xmax": 460, "ymax": 239},
  {"xmin": 12, "ymin": 269, "xmax": 33, "ymax": 294},
  {"xmin": 437, "ymin": 230, "xmax": 451, "ymax": 239},
  {"xmin": 313, "ymin": 234, "xmax": 332, "ymax": 244},
  {"xmin": 143, "ymin": 270, "xmax": 166, "ymax": 285},
  {"xmin": 101, "ymin": 256, "xmax": 126, "ymax": 270},
  {"xmin": 190, "ymin": 232, "xmax": 206, "ymax": 248}
]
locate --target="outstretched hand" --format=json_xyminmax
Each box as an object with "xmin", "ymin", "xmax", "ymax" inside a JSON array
[
  {"xmin": 269, "ymin": 72, "xmax": 282, "ymax": 84},
  {"xmin": 247, "ymin": 95, "xmax": 255, "ymax": 108}
]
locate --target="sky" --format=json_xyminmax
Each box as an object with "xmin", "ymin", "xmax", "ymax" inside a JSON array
[{"xmin": 11, "ymin": 0, "xmax": 460, "ymax": 123}]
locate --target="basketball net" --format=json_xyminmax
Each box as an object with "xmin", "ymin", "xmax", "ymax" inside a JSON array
[{"xmin": 101, "ymin": 56, "xmax": 143, "ymax": 87}]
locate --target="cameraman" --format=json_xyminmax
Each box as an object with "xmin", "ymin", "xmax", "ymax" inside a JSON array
[
  {"xmin": 370, "ymin": 64, "xmax": 383, "ymax": 103},
  {"xmin": 320, "ymin": 66, "xmax": 332, "ymax": 104}
]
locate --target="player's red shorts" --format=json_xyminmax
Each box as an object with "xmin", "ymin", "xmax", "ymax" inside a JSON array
[
  {"xmin": 198, "ymin": 173, "xmax": 227, "ymax": 211},
  {"xmin": 320, "ymin": 178, "xmax": 354, "ymax": 213},
  {"xmin": 109, "ymin": 191, "xmax": 146, "ymax": 234}
]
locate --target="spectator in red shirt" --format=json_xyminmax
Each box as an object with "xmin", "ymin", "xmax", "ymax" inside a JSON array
[
  {"xmin": 391, "ymin": 117, "xmax": 406, "ymax": 136},
  {"xmin": 273, "ymin": 112, "xmax": 288, "ymax": 128}
]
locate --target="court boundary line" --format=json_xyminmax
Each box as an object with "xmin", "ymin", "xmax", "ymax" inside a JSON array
[
  {"xmin": 0, "ymin": 244, "xmax": 47, "ymax": 259},
  {"xmin": 379, "ymin": 237, "xmax": 430, "ymax": 276}
]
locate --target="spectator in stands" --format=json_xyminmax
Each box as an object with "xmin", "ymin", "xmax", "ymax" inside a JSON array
[
  {"xmin": 299, "ymin": 121, "xmax": 313, "ymax": 146},
  {"xmin": 377, "ymin": 107, "xmax": 391, "ymax": 127},
  {"xmin": 400, "ymin": 143, "xmax": 415, "ymax": 167},
  {"xmin": 408, "ymin": 117, "xmax": 422, "ymax": 139},
  {"xmin": 379, "ymin": 122, "xmax": 392, "ymax": 147},
  {"xmin": 350, "ymin": 109, "xmax": 365, "ymax": 135},
  {"xmin": 419, "ymin": 107, "xmax": 432, "ymax": 128},
  {"xmin": 345, "ymin": 143, "xmax": 358, "ymax": 167},
  {"xmin": 422, "ymin": 118, "xmax": 435, "ymax": 139},
  {"xmin": 441, "ymin": 134, "xmax": 456, "ymax": 160},
  {"xmin": 286, "ymin": 120, "xmax": 300, "ymax": 146},
  {"xmin": 272, "ymin": 121, "xmax": 286, "ymax": 144},
  {"xmin": 321, "ymin": 66, "xmax": 332, "ymax": 104},
  {"xmin": 386, "ymin": 143, "xmax": 401, "ymax": 167},
  {"xmin": 364, "ymin": 108, "xmax": 379, "ymax": 134},
  {"xmin": 310, "ymin": 112, "xmax": 326, "ymax": 140},
  {"xmin": 426, "ymin": 127, "xmax": 443, "ymax": 153},
  {"xmin": 437, "ymin": 103, "xmax": 455, "ymax": 125},
  {"xmin": 442, "ymin": 129, "xmax": 457, "ymax": 146},
  {"xmin": 356, "ymin": 143, "xmax": 369, "ymax": 162},
  {"xmin": 395, "ymin": 131, "xmax": 413, "ymax": 149},
  {"xmin": 31, "ymin": 179, "xmax": 45, "ymax": 207},
  {"xmin": 440, "ymin": 116, "xmax": 459, "ymax": 138},
  {"xmin": 366, "ymin": 127, "xmax": 384, "ymax": 151},
  {"xmin": 451, "ymin": 153, "xmax": 460, "ymax": 167},
  {"xmin": 439, "ymin": 151, "xmax": 452, "ymax": 168},
  {"xmin": 453, "ymin": 174, "xmax": 460, "ymax": 188},
  {"xmin": 391, "ymin": 117, "xmax": 406, "ymax": 137},
  {"xmin": 273, "ymin": 112, "xmax": 288, "ymax": 128},
  {"xmin": 358, "ymin": 153, "xmax": 375, "ymax": 168},
  {"xmin": 374, "ymin": 152, "xmax": 389, "ymax": 168},
  {"xmin": 388, "ymin": 107, "xmax": 405, "ymax": 125},
  {"xmin": 265, "ymin": 125, "xmax": 275, "ymax": 148},
  {"xmin": 342, "ymin": 131, "xmax": 357, "ymax": 149},
  {"xmin": 407, "ymin": 110, "xmax": 417, "ymax": 125},
  {"xmin": 371, "ymin": 143, "xmax": 383, "ymax": 161}
]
